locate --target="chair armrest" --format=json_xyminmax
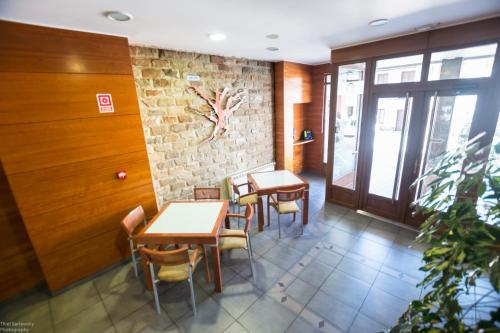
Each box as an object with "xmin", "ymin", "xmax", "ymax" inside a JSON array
[
  {"xmin": 226, "ymin": 213, "xmax": 246, "ymax": 219},
  {"xmin": 219, "ymin": 233, "xmax": 247, "ymax": 238},
  {"xmin": 189, "ymin": 246, "xmax": 200, "ymax": 267}
]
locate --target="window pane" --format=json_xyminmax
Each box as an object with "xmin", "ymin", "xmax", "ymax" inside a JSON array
[
  {"xmin": 428, "ymin": 43, "xmax": 497, "ymax": 81},
  {"xmin": 369, "ymin": 97, "xmax": 413, "ymax": 199},
  {"xmin": 374, "ymin": 54, "xmax": 423, "ymax": 84},
  {"xmin": 416, "ymin": 95, "xmax": 477, "ymax": 199},
  {"xmin": 323, "ymin": 75, "xmax": 331, "ymax": 163},
  {"xmin": 332, "ymin": 63, "xmax": 365, "ymax": 189}
]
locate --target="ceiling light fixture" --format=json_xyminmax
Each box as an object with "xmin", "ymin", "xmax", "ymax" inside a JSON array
[
  {"xmin": 266, "ymin": 47, "xmax": 280, "ymax": 52},
  {"xmin": 368, "ymin": 19, "xmax": 389, "ymax": 27},
  {"xmin": 105, "ymin": 11, "xmax": 133, "ymax": 22},
  {"xmin": 266, "ymin": 34, "xmax": 279, "ymax": 39},
  {"xmin": 208, "ymin": 33, "xmax": 226, "ymax": 41}
]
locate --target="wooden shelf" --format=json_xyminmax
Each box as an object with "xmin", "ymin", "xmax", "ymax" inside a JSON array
[{"xmin": 293, "ymin": 139, "xmax": 315, "ymax": 146}]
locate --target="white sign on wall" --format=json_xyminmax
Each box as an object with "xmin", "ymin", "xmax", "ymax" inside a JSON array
[
  {"xmin": 96, "ymin": 93, "xmax": 114, "ymax": 113},
  {"xmin": 186, "ymin": 75, "xmax": 201, "ymax": 82}
]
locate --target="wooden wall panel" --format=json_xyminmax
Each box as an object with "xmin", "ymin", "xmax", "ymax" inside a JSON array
[
  {"xmin": 304, "ymin": 64, "xmax": 331, "ymax": 174},
  {"xmin": 0, "ymin": 166, "xmax": 44, "ymax": 300},
  {"xmin": 0, "ymin": 21, "xmax": 157, "ymax": 294},
  {"xmin": 274, "ymin": 61, "xmax": 312, "ymax": 171},
  {"xmin": 0, "ymin": 73, "xmax": 140, "ymax": 124},
  {"xmin": 0, "ymin": 20, "xmax": 132, "ymax": 75},
  {"xmin": 0, "ymin": 115, "xmax": 146, "ymax": 175}
]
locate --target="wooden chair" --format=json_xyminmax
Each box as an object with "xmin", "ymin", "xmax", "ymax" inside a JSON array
[
  {"xmin": 193, "ymin": 186, "xmax": 221, "ymax": 200},
  {"xmin": 120, "ymin": 205, "xmax": 148, "ymax": 277},
  {"xmin": 228, "ymin": 177, "xmax": 258, "ymax": 228},
  {"xmin": 139, "ymin": 245, "xmax": 210, "ymax": 315},
  {"xmin": 268, "ymin": 187, "xmax": 306, "ymax": 238},
  {"xmin": 219, "ymin": 204, "xmax": 255, "ymax": 277}
]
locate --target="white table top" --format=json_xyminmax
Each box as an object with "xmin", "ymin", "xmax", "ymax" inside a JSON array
[
  {"xmin": 145, "ymin": 201, "xmax": 224, "ymax": 234},
  {"xmin": 250, "ymin": 170, "xmax": 304, "ymax": 189}
]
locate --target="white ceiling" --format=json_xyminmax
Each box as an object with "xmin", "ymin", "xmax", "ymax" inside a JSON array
[{"xmin": 1, "ymin": 0, "xmax": 500, "ymax": 65}]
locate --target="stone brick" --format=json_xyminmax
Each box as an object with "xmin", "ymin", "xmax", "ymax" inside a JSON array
[{"xmin": 131, "ymin": 46, "xmax": 274, "ymax": 202}]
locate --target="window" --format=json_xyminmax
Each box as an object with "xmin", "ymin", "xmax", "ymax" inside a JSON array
[
  {"xmin": 322, "ymin": 74, "xmax": 332, "ymax": 163},
  {"xmin": 332, "ymin": 63, "xmax": 365, "ymax": 189},
  {"xmin": 374, "ymin": 54, "xmax": 424, "ymax": 84},
  {"xmin": 428, "ymin": 43, "xmax": 498, "ymax": 81}
]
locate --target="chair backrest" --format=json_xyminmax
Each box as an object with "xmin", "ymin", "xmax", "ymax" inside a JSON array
[
  {"xmin": 228, "ymin": 177, "xmax": 241, "ymax": 196},
  {"xmin": 121, "ymin": 205, "xmax": 146, "ymax": 237},
  {"xmin": 140, "ymin": 246, "xmax": 190, "ymax": 267},
  {"xmin": 277, "ymin": 187, "xmax": 305, "ymax": 202},
  {"xmin": 194, "ymin": 186, "xmax": 221, "ymax": 200},
  {"xmin": 243, "ymin": 203, "xmax": 254, "ymax": 233}
]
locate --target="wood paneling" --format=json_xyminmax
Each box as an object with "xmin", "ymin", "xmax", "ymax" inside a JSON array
[
  {"xmin": 0, "ymin": 166, "xmax": 44, "ymax": 300},
  {"xmin": 0, "ymin": 73, "xmax": 140, "ymax": 124},
  {"xmin": 0, "ymin": 20, "xmax": 132, "ymax": 75},
  {"xmin": 304, "ymin": 64, "xmax": 331, "ymax": 174},
  {"xmin": 0, "ymin": 21, "xmax": 157, "ymax": 294},
  {"xmin": 274, "ymin": 61, "xmax": 312, "ymax": 171}
]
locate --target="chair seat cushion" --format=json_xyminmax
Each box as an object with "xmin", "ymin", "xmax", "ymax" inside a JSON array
[
  {"xmin": 219, "ymin": 229, "xmax": 247, "ymax": 250},
  {"xmin": 157, "ymin": 250, "xmax": 201, "ymax": 282},
  {"xmin": 270, "ymin": 197, "xmax": 299, "ymax": 214},
  {"xmin": 239, "ymin": 193, "xmax": 258, "ymax": 206}
]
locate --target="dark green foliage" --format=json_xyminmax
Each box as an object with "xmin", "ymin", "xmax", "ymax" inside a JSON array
[{"xmin": 389, "ymin": 137, "xmax": 500, "ymax": 333}]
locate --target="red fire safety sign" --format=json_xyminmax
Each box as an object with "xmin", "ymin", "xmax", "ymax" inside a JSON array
[{"xmin": 96, "ymin": 94, "xmax": 114, "ymax": 113}]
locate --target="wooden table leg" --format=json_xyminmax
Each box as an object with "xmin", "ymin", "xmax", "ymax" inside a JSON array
[
  {"xmin": 211, "ymin": 246, "xmax": 223, "ymax": 293},
  {"xmin": 141, "ymin": 254, "xmax": 153, "ymax": 290},
  {"xmin": 257, "ymin": 195, "xmax": 264, "ymax": 232},
  {"xmin": 303, "ymin": 189, "xmax": 309, "ymax": 225}
]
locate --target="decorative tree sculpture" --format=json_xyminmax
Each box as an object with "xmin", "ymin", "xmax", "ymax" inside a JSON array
[{"xmin": 187, "ymin": 85, "xmax": 245, "ymax": 142}]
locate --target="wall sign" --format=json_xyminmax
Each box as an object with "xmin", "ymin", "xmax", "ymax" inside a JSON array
[
  {"xmin": 186, "ymin": 75, "xmax": 201, "ymax": 82},
  {"xmin": 96, "ymin": 94, "xmax": 114, "ymax": 113},
  {"xmin": 187, "ymin": 86, "xmax": 245, "ymax": 142}
]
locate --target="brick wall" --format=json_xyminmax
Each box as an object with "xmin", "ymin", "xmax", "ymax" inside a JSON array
[{"xmin": 130, "ymin": 46, "xmax": 274, "ymax": 205}]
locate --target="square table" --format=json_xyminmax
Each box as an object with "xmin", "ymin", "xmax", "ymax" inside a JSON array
[
  {"xmin": 135, "ymin": 200, "xmax": 229, "ymax": 293},
  {"xmin": 247, "ymin": 170, "xmax": 309, "ymax": 231}
]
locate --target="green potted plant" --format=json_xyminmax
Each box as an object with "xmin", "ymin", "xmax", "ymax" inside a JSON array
[{"xmin": 390, "ymin": 136, "xmax": 499, "ymax": 332}]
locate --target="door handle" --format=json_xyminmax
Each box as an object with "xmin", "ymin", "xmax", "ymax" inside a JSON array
[{"xmin": 392, "ymin": 92, "xmax": 410, "ymax": 204}]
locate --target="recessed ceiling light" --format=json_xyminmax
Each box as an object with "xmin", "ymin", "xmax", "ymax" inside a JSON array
[
  {"xmin": 105, "ymin": 11, "xmax": 133, "ymax": 22},
  {"xmin": 208, "ymin": 33, "xmax": 226, "ymax": 41},
  {"xmin": 415, "ymin": 23, "xmax": 440, "ymax": 32},
  {"xmin": 369, "ymin": 19, "xmax": 389, "ymax": 27},
  {"xmin": 266, "ymin": 47, "xmax": 280, "ymax": 52},
  {"xmin": 266, "ymin": 34, "xmax": 279, "ymax": 39}
]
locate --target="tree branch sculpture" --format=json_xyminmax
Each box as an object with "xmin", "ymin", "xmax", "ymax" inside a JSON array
[{"xmin": 187, "ymin": 85, "xmax": 245, "ymax": 142}]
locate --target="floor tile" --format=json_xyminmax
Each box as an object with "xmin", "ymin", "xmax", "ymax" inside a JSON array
[
  {"xmin": 224, "ymin": 321, "xmax": 249, "ymax": 333},
  {"xmin": 361, "ymin": 220, "xmax": 400, "ymax": 246},
  {"xmin": 239, "ymin": 295, "xmax": 299, "ymax": 333},
  {"xmin": 114, "ymin": 301, "xmax": 172, "ymax": 333},
  {"xmin": 306, "ymin": 290, "xmax": 358, "ymax": 332},
  {"xmin": 348, "ymin": 313, "xmax": 387, "ymax": 333},
  {"xmin": 94, "ymin": 263, "xmax": 139, "ymax": 295},
  {"xmin": 336, "ymin": 256, "xmax": 379, "ymax": 285},
  {"xmin": 101, "ymin": 279, "xmax": 153, "ymax": 324},
  {"xmin": 282, "ymin": 236, "xmax": 320, "ymax": 254},
  {"xmin": 50, "ymin": 280, "xmax": 101, "ymax": 323},
  {"xmin": 349, "ymin": 237, "xmax": 391, "ymax": 263},
  {"xmin": 249, "ymin": 232, "xmax": 278, "ymax": 257},
  {"xmin": 0, "ymin": 291, "xmax": 52, "ymax": 333},
  {"xmin": 320, "ymin": 270, "xmax": 371, "ymax": 309},
  {"xmin": 383, "ymin": 248, "xmax": 425, "ymax": 280},
  {"xmin": 322, "ymin": 229, "xmax": 359, "ymax": 251},
  {"xmin": 263, "ymin": 244, "xmax": 303, "ymax": 271},
  {"xmin": 212, "ymin": 275, "xmax": 262, "ymax": 319},
  {"xmin": 391, "ymin": 229, "xmax": 428, "ymax": 257},
  {"xmin": 373, "ymin": 271, "xmax": 420, "ymax": 302},
  {"xmin": 284, "ymin": 278, "xmax": 318, "ymax": 306},
  {"xmin": 175, "ymin": 297, "xmax": 234, "ymax": 333},
  {"xmin": 360, "ymin": 288, "xmax": 409, "ymax": 327},
  {"xmin": 158, "ymin": 282, "xmax": 210, "ymax": 321},
  {"xmin": 315, "ymin": 248, "xmax": 343, "ymax": 269},
  {"xmin": 54, "ymin": 301, "xmax": 113, "ymax": 333},
  {"xmin": 286, "ymin": 312, "xmax": 342, "ymax": 333},
  {"xmin": 240, "ymin": 257, "xmax": 288, "ymax": 292},
  {"xmin": 297, "ymin": 259, "xmax": 334, "ymax": 288}
]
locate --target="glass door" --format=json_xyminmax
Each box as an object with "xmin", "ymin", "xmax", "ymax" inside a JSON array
[
  {"xmin": 406, "ymin": 91, "xmax": 479, "ymax": 226},
  {"xmin": 360, "ymin": 92, "xmax": 420, "ymax": 220}
]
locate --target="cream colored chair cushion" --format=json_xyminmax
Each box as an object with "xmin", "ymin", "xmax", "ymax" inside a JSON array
[
  {"xmin": 270, "ymin": 199, "xmax": 299, "ymax": 214},
  {"xmin": 157, "ymin": 250, "xmax": 202, "ymax": 282},
  {"xmin": 219, "ymin": 228, "xmax": 247, "ymax": 250},
  {"xmin": 239, "ymin": 193, "xmax": 258, "ymax": 206}
]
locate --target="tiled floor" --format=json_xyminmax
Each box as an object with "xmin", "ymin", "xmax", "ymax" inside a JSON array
[{"xmin": 1, "ymin": 174, "xmax": 433, "ymax": 333}]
